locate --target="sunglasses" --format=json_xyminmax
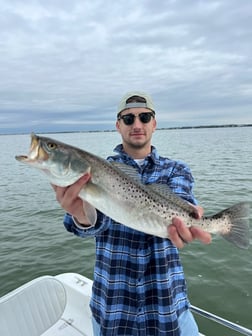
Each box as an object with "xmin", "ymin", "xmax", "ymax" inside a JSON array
[{"xmin": 118, "ymin": 112, "xmax": 155, "ymax": 126}]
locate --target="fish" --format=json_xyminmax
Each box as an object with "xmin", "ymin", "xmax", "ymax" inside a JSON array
[{"xmin": 15, "ymin": 133, "xmax": 250, "ymax": 249}]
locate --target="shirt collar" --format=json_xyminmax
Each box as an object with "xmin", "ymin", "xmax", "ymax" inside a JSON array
[{"xmin": 113, "ymin": 144, "xmax": 160, "ymax": 165}]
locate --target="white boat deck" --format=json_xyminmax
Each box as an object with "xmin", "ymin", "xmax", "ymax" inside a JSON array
[{"xmin": 1, "ymin": 272, "xmax": 251, "ymax": 335}]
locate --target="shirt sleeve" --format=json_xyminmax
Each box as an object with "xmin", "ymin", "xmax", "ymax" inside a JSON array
[
  {"xmin": 168, "ymin": 161, "xmax": 198, "ymax": 205},
  {"xmin": 63, "ymin": 210, "xmax": 108, "ymax": 237}
]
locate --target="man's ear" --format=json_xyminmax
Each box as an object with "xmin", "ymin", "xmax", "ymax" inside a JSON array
[
  {"xmin": 152, "ymin": 118, "xmax": 157, "ymax": 133},
  {"xmin": 116, "ymin": 120, "xmax": 121, "ymax": 133}
]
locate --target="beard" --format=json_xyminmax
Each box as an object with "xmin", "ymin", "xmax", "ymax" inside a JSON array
[{"xmin": 123, "ymin": 135, "xmax": 151, "ymax": 150}]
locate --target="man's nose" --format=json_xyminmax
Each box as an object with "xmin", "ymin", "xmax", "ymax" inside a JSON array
[{"xmin": 132, "ymin": 115, "xmax": 143, "ymax": 126}]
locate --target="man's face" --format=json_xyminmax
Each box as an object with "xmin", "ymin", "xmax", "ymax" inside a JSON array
[{"xmin": 116, "ymin": 107, "xmax": 156, "ymax": 150}]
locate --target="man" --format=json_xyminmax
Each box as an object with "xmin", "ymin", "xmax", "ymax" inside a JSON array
[{"xmin": 53, "ymin": 92, "xmax": 211, "ymax": 335}]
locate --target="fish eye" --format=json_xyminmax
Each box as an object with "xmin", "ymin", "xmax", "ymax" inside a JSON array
[{"xmin": 46, "ymin": 142, "xmax": 57, "ymax": 150}]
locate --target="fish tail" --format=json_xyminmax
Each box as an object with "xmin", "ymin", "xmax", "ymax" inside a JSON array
[{"xmin": 218, "ymin": 202, "xmax": 250, "ymax": 249}]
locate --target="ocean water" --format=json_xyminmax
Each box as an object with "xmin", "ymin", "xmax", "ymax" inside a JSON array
[{"xmin": 0, "ymin": 127, "xmax": 251, "ymax": 335}]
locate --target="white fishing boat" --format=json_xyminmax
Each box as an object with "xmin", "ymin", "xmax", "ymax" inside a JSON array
[{"xmin": 0, "ymin": 273, "xmax": 251, "ymax": 336}]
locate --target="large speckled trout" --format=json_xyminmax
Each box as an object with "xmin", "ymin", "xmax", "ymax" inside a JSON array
[{"xmin": 16, "ymin": 133, "xmax": 250, "ymax": 249}]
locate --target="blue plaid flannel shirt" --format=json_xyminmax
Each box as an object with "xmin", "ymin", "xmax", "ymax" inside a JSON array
[{"xmin": 64, "ymin": 144, "xmax": 198, "ymax": 336}]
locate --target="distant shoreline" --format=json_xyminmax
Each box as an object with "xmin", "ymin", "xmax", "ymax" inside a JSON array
[
  {"xmin": 1, "ymin": 123, "xmax": 252, "ymax": 136},
  {"xmin": 158, "ymin": 123, "xmax": 252, "ymax": 131}
]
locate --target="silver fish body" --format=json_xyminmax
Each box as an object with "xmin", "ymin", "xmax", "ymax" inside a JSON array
[{"xmin": 16, "ymin": 133, "xmax": 250, "ymax": 249}]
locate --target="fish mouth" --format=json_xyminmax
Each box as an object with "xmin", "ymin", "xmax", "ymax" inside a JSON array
[
  {"xmin": 15, "ymin": 133, "xmax": 49, "ymax": 163},
  {"xmin": 15, "ymin": 154, "xmax": 29, "ymax": 161}
]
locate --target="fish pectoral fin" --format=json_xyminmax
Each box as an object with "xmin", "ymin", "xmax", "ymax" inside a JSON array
[{"xmin": 83, "ymin": 202, "xmax": 97, "ymax": 226}]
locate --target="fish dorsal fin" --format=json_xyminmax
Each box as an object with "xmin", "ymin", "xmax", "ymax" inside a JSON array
[
  {"xmin": 146, "ymin": 183, "xmax": 195, "ymax": 212},
  {"xmin": 110, "ymin": 162, "xmax": 141, "ymax": 182},
  {"xmin": 111, "ymin": 163, "xmax": 178, "ymax": 202},
  {"xmin": 147, "ymin": 183, "xmax": 174, "ymax": 198},
  {"xmin": 111, "ymin": 162, "xmax": 194, "ymax": 213}
]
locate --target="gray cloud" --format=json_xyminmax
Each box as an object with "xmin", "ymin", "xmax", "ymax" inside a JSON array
[{"xmin": 0, "ymin": 0, "xmax": 251, "ymax": 133}]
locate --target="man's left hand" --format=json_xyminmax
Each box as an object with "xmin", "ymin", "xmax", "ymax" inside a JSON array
[{"xmin": 168, "ymin": 206, "xmax": 212, "ymax": 248}]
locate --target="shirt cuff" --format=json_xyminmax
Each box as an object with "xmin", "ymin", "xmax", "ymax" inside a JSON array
[{"xmin": 72, "ymin": 216, "xmax": 95, "ymax": 229}]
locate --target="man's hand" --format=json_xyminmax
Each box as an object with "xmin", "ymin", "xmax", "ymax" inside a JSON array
[
  {"xmin": 51, "ymin": 173, "xmax": 91, "ymax": 224},
  {"xmin": 168, "ymin": 206, "xmax": 212, "ymax": 248}
]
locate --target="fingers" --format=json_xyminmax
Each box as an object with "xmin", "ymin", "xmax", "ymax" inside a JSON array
[
  {"xmin": 196, "ymin": 205, "xmax": 204, "ymax": 218},
  {"xmin": 189, "ymin": 205, "xmax": 211, "ymax": 244},
  {"xmin": 168, "ymin": 213, "xmax": 212, "ymax": 249},
  {"xmin": 190, "ymin": 226, "xmax": 212, "ymax": 244},
  {"xmin": 168, "ymin": 217, "xmax": 194, "ymax": 249},
  {"xmin": 190, "ymin": 205, "xmax": 204, "ymax": 219},
  {"xmin": 51, "ymin": 173, "xmax": 91, "ymax": 212}
]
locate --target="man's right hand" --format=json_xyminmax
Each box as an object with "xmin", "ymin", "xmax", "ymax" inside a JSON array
[{"xmin": 51, "ymin": 173, "xmax": 92, "ymax": 225}]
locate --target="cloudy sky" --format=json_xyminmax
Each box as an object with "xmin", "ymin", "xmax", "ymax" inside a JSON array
[{"xmin": 1, "ymin": 0, "xmax": 251, "ymax": 134}]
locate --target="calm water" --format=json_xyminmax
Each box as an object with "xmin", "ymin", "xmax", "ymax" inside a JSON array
[{"xmin": 0, "ymin": 127, "xmax": 251, "ymax": 335}]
